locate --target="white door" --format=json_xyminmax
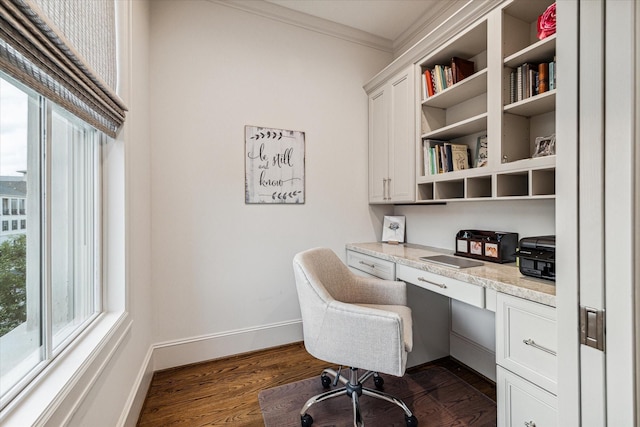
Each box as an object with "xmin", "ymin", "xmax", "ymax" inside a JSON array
[
  {"xmin": 557, "ymin": 1, "xmax": 637, "ymax": 425},
  {"xmin": 603, "ymin": 1, "xmax": 636, "ymax": 425}
]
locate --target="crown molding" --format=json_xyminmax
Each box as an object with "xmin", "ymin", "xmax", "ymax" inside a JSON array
[
  {"xmin": 392, "ymin": 0, "xmax": 468, "ymax": 56},
  {"xmin": 363, "ymin": 0, "xmax": 506, "ymax": 93},
  {"xmin": 209, "ymin": 0, "xmax": 394, "ymax": 53}
]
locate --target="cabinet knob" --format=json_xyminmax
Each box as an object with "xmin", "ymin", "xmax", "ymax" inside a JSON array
[{"xmin": 524, "ymin": 421, "xmax": 536, "ymax": 427}]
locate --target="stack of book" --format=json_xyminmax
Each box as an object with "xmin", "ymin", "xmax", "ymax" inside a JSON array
[
  {"xmin": 423, "ymin": 139, "xmax": 472, "ymax": 175},
  {"xmin": 422, "ymin": 57, "xmax": 475, "ymax": 101},
  {"xmin": 509, "ymin": 58, "xmax": 556, "ymax": 103}
]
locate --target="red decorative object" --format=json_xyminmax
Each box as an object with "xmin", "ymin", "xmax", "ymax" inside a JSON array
[{"xmin": 537, "ymin": 3, "xmax": 556, "ymax": 40}]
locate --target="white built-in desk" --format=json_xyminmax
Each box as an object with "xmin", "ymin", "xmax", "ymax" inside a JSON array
[{"xmin": 346, "ymin": 242, "xmax": 559, "ymax": 427}]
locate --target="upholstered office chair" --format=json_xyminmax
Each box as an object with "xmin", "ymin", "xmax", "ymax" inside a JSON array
[{"xmin": 293, "ymin": 248, "xmax": 418, "ymax": 427}]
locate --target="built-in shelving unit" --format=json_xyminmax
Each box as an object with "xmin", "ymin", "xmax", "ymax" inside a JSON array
[{"xmin": 413, "ymin": 0, "xmax": 556, "ymax": 203}]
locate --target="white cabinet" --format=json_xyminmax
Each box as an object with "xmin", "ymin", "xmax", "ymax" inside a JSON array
[
  {"xmin": 498, "ymin": 366, "xmax": 558, "ymax": 427},
  {"xmin": 346, "ymin": 250, "xmax": 395, "ymax": 280},
  {"xmin": 496, "ymin": 292, "xmax": 557, "ymax": 426},
  {"xmin": 396, "ymin": 264, "xmax": 485, "ymax": 309},
  {"xmin": 368, "ymin": 66, "xmax": 415, "ymax": 203}
]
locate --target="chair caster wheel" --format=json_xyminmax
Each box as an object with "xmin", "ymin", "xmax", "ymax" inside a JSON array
[
  {"xmin": 405, "ymin": 414, "xmax": 418, "ymax": 426},
  {"xmin": 373, "ymin": 375, "xmax": 384, "ymax": 390},
  {"xmin": 321, "ymin": 374, "xmax": 331, "ymax": 388},
  {"xmin": 301, "ymin": 413, "xmax": 314, "ymax": 426}
]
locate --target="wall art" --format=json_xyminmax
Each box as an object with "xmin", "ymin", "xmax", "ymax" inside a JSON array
[{"xmin": 245, "ymin": 125, "xmax": 305, "ymax": 204}]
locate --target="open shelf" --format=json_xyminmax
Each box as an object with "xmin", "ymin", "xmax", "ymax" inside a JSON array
[
  {"xmin": 504, "ymin": 35, "xmax": 556, "ymax": 68},
  {"xmin": 407, "ymin": 0, "xmax": 557, "ymax": 203},
  {"xmin": 422, "ymin": 69, "xmax": 488, "ymax": 109},
  {"xmin": 421, "ymin": 113, "xmax": 487, "ymax": 141},
  {"xmin": 504, "ymin": 90, "xmax": 556, "ymax": 116}
]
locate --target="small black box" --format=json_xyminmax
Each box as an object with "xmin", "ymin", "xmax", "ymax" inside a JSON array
[
  {"xmin": 517, "ymin": 235, "xmax": 555, "ymax": 281},
  {"xmin": 455, "ymin": 230, "xmax": 519, "ymax": 264}
]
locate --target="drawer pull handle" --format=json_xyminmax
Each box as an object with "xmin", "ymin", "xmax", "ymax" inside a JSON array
[
  {"xmin": 359, "ymin": 261, "xmax": 376, "ymax": 268},
  {"xmin": 418, "ymin": 277, "xmax": 447, "ymax": 289},
  {"xmin": 524, "ymin": 421, "xmax": 536, "ymax": 427},
  {"xmin": 523, "ymin": 338, "xmax": 556, "ymax": 356}
]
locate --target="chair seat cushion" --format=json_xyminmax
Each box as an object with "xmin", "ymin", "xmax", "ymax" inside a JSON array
[{"xmin": 355, "ymin": 304, "xmax": 413, "ymax": 352}]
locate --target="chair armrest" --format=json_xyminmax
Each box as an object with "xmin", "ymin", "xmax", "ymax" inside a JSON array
[
  {"xmin": 345, "ymin": 276, "xmax": 407, "ymax": 306},
  {"xmin": 307, "ymin": 301, "xmax": 407, "ymax": 377}
]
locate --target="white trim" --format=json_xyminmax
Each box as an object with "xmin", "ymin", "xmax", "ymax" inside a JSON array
[
  {"xmin": 117, "ymin": 345, "xmax": 154, "ymax": 427},
  {"xmin": 450, "ymin": 332, "xmax": 496, "ymax": 382},
  {"xmin": 209, "ymin": 0, "xmax": 393, "ymax": 53},
  {"xmin": 363, "ymin": 0, "xmax": 503, "ymax": 94},
  {"xmin": 392, "ymin": 0, "xmax": 470, "ymax": 57},
  {"xmin": 152, "ymin": 319, "xmax": 303, "ymax": 371},
  {"xmin": 0, "ymin": 311, "xmax": 131, "ymax": 426},
  {"xmin": 115, "ymin": 320, "xmax": 303, "ymax": 424}
]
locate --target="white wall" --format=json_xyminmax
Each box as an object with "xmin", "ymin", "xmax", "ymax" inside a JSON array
[
  {"xmin": 148, "ymin": 0, "xmax": 392, "ymax": 362},
  {"xmin": 395, "ymin": 199, "xmax": 555, "ymax": 250}
]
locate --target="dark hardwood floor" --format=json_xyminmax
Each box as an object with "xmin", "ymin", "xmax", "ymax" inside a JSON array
[{"xmin": 137, "ymin": 342, "xmax": 496, "ymax": 426}]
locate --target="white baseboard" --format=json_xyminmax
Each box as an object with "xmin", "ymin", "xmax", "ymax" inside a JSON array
[
  {"xmin": 118, "ymin": 345, "xmax": 155, "ymax": 427},
  {"xmin": 152, "ymin": 319, "xmax": 303, "ymax": 371},
  {"xmin": 119, "ymin": 319, "xmax": 303, "ymax": 425},
  {"xmin": 450, "ymin": 332, "xmax": 496, "ymax": 382}
]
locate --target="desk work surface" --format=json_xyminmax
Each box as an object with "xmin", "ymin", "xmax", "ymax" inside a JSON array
[{"xmin": 346, "ymin": 242, "xmax": 556, "ymax": 307}]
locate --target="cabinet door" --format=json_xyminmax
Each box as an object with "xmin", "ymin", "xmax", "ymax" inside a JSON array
[
  {"xmin": 387, "ymin": 67, "xmax": 415, "ymax": 202},
  {"xmin": 368, "ymin": 86, "xmax": 389, "ymax": 203},
  {"xmin": 497, "ymin": 366, "xmax": 558, "ymax": 427}
]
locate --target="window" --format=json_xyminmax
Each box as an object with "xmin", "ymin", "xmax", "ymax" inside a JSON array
[
  {"xmin": 1, "ymin": 221, "xmax": 7, "ymax": 231},
  {"xmin": 1, "ymin": 199, "xmax": 7, "ymax": 215},
  {"xmin": 0, "ymin": 73, "xmax": 101, "ymax": 408}
]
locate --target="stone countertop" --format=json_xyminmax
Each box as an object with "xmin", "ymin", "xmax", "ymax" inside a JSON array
[{"xmin": 346, "ymin": 242, "xmax": 556, "ymax": 307}]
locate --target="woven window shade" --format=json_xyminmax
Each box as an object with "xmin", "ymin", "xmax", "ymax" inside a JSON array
[{"xmin": 0, "ymin": 0, "xmax": 126, "ymax": 137}]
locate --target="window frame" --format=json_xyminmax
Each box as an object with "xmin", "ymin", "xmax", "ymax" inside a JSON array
[{"xmin": 0, "ymin": 73, "xmax": 104, "ymax": 413}]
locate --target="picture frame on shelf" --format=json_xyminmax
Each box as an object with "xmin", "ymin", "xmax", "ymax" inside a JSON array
[
  {"xmin": 475, "ymin": 135, "xmax": 488, "ymax": 167},
  {"xmin": 382, "ymin": 216, "xmax": 406, "ymax": 244},
  {"xmin": 532, "ymin": 133, "xmax": 556, "ymax": 158}
]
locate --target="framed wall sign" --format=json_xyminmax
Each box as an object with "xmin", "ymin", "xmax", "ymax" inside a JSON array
[{"xmin": 245, "ymin": 125, "xmax": 305, "ymax": 204}]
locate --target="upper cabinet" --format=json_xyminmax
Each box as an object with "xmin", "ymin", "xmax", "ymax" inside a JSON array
[
  {"xmin": 368, "ymin": 66, "xmax": 415, "ymax": 204},
  {"xmin": 366, "ymin": 0, "xmax": 557, "ymax": 204}
]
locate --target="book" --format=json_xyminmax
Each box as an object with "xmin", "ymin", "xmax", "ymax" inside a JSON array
[
  {"xmin": 423, "ymin": 139, "xmax": 447, "ymax": 174},
  {"xmin": 451, "ymin": 57, "xmax": 475, "ymax": 84},
  {"xmin": 475, "ymin": 135, "xmax": 488, "ymax": 168},
  {"xmin": 509, "ymin": 71, "xmax": 516, "ymax": 104},
  {"xmin": 450, "ymin": 144, "xmax": 470, "ymax": 171},
  {"xmin": 424, "ymin": 69, "xmax": 434, "ymax": 98},
  {"xmin": 516, "ymin": 66, "xmax": 523, "ymax": 101},
  {"xmin": 538, "ymin": 63, "xmax": 549, "ymax": 93},
  {"xmin": 445, "ymin": 66, "xmax": 453, "ymax": 88}
]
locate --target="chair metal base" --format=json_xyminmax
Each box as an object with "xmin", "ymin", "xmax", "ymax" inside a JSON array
[{"xmin": 299, "ymin": 367, "xmax": 418, "ymax": 427}]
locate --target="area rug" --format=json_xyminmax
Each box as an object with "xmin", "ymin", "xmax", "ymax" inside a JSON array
[{"xmin": 258, "ymin": 366, "xmax": 496, "ymax": 426}]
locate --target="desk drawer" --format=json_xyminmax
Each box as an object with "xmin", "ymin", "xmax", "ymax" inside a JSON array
[
  {"xmin": 346, "ymin": 250, "xmax": 395, "ymax": 280},
  {"xmin": 396, "ymin": 264, "xmax": 485, "ymax": 308},
  {"xmin": 497, "ymin": 293, "xmax": 557, "ymax": 395},
  {"xmin": 497, "ymin": 366, "xmax": 557, "ymax": 427}
]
